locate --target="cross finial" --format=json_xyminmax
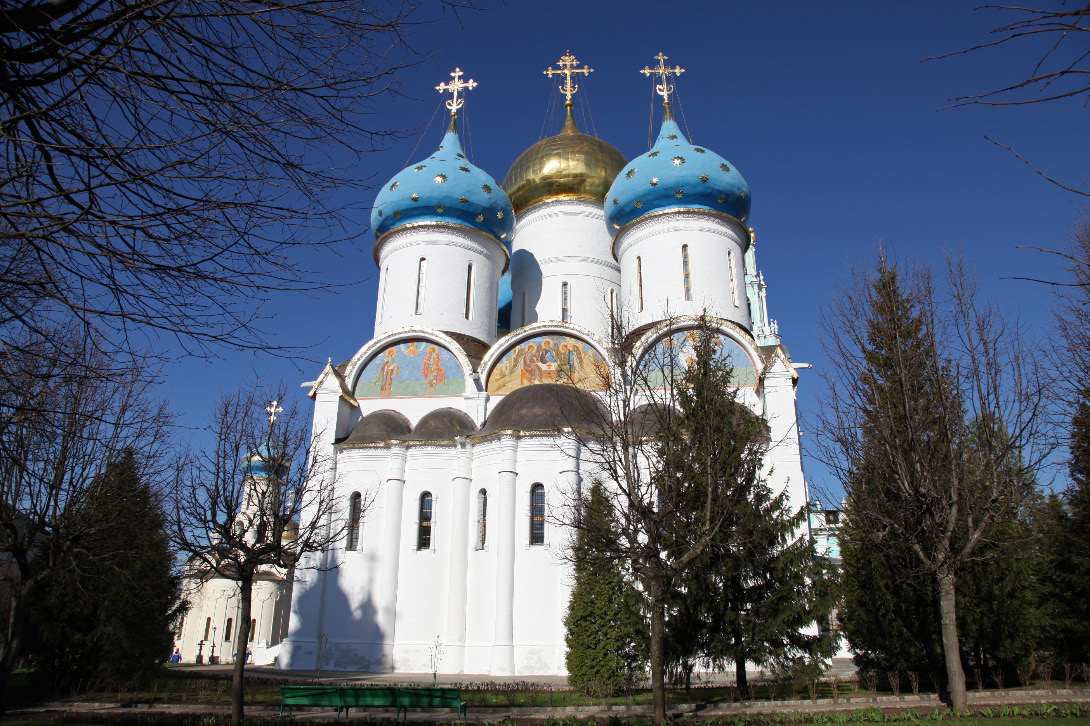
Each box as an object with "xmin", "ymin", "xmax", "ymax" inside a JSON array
[
  {"xmin": 436, "ymin": 68, "xmax": 477, "ymax": 117},
  {"xmin": 266, "ymin": 399, "xmax": 283, "ymax": 425},
  {"xmin": 640, "ymin": 52, "xmax": 685, "ymax": 106},
  {"xmin": 544, "ymin": 50, "xmax": 593, "ymax": 106}
]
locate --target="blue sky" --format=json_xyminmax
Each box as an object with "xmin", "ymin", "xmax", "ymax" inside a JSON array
[{"xmin": 164, "ymin": 1, "xmax": 1088, "ymax": 497}]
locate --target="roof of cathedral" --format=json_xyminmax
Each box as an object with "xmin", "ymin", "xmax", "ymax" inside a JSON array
[
  {"xmin": 342, "ymin": 409, "xmax": 412, "ymax": 445},
  {"xmin": 503, "ymin": 104, "xmax": 627, "ymax": 215},
  {"xmin": 370, "ymin": 117, "xmax": 515, "ymax": 244},
  {"xmin": 473, "ymin": 383, "xmax": 607, "ymax": 439},
  {"xmin": 404, "ymin": 407, "xmax": 478, "ymax": 441},
  {"xmin": 604, "ymin": 105, "xmax": 751, "ymax": 232}
]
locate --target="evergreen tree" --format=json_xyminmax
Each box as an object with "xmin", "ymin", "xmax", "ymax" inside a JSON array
[
  {"xmin": 564, "ymin": 482, "xmax": 645, "ymax": 696},
  {"xmin": 661, "ymin": 323, "xmax": 835, "ymax": 689},
  {"xmin": 25, "ymin": 449, "xmax": 182, "ymax": 682}
]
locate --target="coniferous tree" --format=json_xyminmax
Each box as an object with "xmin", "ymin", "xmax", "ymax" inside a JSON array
[
  {"xmin": 564, "ymin": 482, "xmax": 646, "ymax": 696},
  {"xmin": 25, "ymin": 449, "xmax": 183, "ymax": 682}
]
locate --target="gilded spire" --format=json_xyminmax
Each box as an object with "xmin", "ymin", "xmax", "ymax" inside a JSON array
[
  {"xmin": 544, "ymin": 50, "xmax": 593, "ymax": 108},
  {"xmin": 435, "ymin": 67, "xmax": 477, "ymax": 118},
  {"xmin": 640, "ymin": 52, "xmax": 685, "ymax": 107}
]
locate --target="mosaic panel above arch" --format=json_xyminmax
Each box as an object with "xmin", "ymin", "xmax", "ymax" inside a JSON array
[
  {"xmin": 486, "ymin": 334, "xmax": 609, "ymax": 395},
  {"xmin": 638, "ymin": 329, "xmax": 758, "ymax": 389},
  {"xmin": 354, "ymin": 340, "xmax": 465, "ymax": 399}
]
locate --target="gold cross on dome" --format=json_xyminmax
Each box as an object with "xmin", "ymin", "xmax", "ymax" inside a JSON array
[
  {"xmin": 436, "ymin": 68, "xmax": 477, "ymax": 117},
  {"xmin": 640, "ymin": 52, "xmax": 685, "ymax": 105},
  {"xmin": 266, "ymin": 399, "xmax": 283, "ymax": 425},
  {"xmin": 544, "ymin": 50, "xmax": 593, "ymax": 105}
]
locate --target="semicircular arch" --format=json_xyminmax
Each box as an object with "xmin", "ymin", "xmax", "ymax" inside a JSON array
[
  {"xmin": 344, "ymin": 327, "xmax": 474, "ymax": 401},
  {"xmin": 480, "ymin": 321, "xmax": 612, "ymax": 396},
  {"xmin": 630, "ymin": 316, "xmax": 763, "ymax": 390}
]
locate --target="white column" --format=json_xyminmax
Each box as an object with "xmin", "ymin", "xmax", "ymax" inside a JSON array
[
  {"xmin": 376, "ymin": 445, "xmax": 408, "ymax": 670},
  {"xmin": 555, "ymin": 438, "xmax": 581, "ymax": 674},
  {"xmin": 444, "ymin": 440, "xmax": 473, "ymax": 672},
  {"xmin": 490, "ymin": 436, "xmax": 518, "ymax": 676}
]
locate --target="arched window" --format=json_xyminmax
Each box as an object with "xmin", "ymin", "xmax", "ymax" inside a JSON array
[
  {"xmin": 417, "ymin": 492, "xmax": 433, "ymax": 550},
  {"xmin": 477, "ymin": 489, "xmax": 488, "ymax": 549},
  {"xmin": 415, "ymin": 257, "xmax": 427, "ymax": 314},
  {"xmin": 249, "ymin": 619, "xmax": 257, "ymax": 642},
  {"xmin": 204, "ymin": 617, "xmax": 211, "ymax": 641},
  {"xmin": 682, "ymin": 245, "xmax": 692, "ymax": 301},
  {"xmin": 561, "ymin": 282, "xmax": 570, "ymax": 322},
  {"xmin": 728, "ymin": 250, "xmax": 738, "ymax": 306},
  {"xmin": 636, "ymin": 256, "xmax": 644, "ymax": 312},
  {"xmin": 347, "ymin": 492, "xmax": 362, "ymax": 550},
  {"xmin": 224, "ymin": 618, "xmax": 233, "ymax": 641},
  {"xmin": 464, "ymin": 263, "xmax": 474, "ymax": 320},
  {"xmin": 530, "ymin": 484, "xmax": 545, "ymax": 545}
]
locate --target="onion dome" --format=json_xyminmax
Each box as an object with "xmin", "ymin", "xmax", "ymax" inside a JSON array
[
  {"xmin": 503, "ymin": 103, "xmax": 627, "ymax": 215},
  {"xmin": 371, "ymin": 117, "xmax": 514, "ymax": 243},
  {"xmin": 604, "ymin": 105, "xmax": 751, "ymax": 232}
]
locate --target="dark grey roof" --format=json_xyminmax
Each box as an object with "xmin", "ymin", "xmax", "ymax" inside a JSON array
[
  {"xmin": 343, "ymin": 409, "xmax": 412, "ymax": 444},
  {"xmin": 404, "ymin": 407, "xmax": 478, "ymax": 441},
  {"xmin": 627, "ymin": 402, "xmax": 678, "ymax": 438},
  {"xmin": 474, "ymin": 384, "xmax": 608, "ymax": 439}
]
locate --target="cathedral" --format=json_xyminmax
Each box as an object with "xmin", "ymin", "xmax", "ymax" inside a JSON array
[{"xmin": 276, "ymin": 53, "xmax": 812, "ymax": 677}]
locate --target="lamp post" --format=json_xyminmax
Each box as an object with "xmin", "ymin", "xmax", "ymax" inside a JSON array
[{"xmin": 211, "ymin": 626, "xmax": 218, "ymax": 664}]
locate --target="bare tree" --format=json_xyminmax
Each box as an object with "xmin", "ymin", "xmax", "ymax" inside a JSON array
[
  {"xmin": 928, "ymin": 4, "xmax": 1090, "ymax": 197},
  {"xmin": 172, "ymin": 382, "xmax": 352, "ymax": 721},
  {"xmin": 557, "ymin": 313, "xmax": 777, "ymax": 725},
  {"xmin": 0, "ymin": 324, "xmax": 171, "ymax": 711},
  {"xmin": 0, "ymin": 0, "xmax": 470, "ymax": 356},
  {"xmin": 814, "ymin": 253, "xmax": 1049, "ymax": 711}
]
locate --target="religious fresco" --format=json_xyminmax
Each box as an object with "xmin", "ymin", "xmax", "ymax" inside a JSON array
[
  {"xmin": 486, "ymin": 334, "xmax": 609, "ymax": 395},
  {"xmin": 354, "ymin": 340, "xmax": 465, "ymax": 399},
  {"xmin": 638, "ymin": 329, "xmax": 758, "ymax": 388}
]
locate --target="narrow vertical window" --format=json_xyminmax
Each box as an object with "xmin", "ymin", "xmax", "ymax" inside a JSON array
[
  {"xmin": 379, "ymin": 267, "xmax": 389, "ymax": 322},
  {"xmin": 728, "ymin": 250, "xmax": 738, "ymax": 306},
  {"xmin": 224, "ymin": 618, "xmax": 233, "ymax": 641},
  {"xmin": 636, "ymin": 256, "xmax": 644, "ymax": 312},
  {"xmin": 477, "ymin": 489, "xmax": 488, "ymax": 549},
  {"xmin": 530, "ymin": 484, "xmax": 545, "ymax": 545},
  {"xmin": 249, "ymin": 619, "xmax": 256, "ymax": 642},
  {"xmin": 347, "ymin": 492, "xmax": 362, "ymax": 550},
  {"xmin": 415, "ymin": 257, "xmax": 427, "ymax": 314},
  {"xmin": 682, "ymin": 244, "xmax": 692, "ymax": 301},
  {"xmin": 521, "ymin": 291, "xmax": 527, "ymax": 327},
  {"xmin": 417, "ymin": 492, "xmax": 433, "ymax": 550},
  {"xmin": 464, "ymin": 263, "xmax": 474, "ymax": 320},
  {"xmin": 609, "ymin": 288, "xmax": 616, "ymax": 320},
  {"xmin": 204, "ymin": 617, "xmax": 211, "ymax": 641},
  {"xmin": 561, "ymin": 282, "xmax": 570, "ymax": 322}
]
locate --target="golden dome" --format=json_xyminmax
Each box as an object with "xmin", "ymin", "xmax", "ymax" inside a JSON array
[{"xmin": 503, "ymin": 104, "xmax": 627, "ymax": 215}]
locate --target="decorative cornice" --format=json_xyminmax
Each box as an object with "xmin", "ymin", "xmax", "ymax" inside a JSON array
[
  {"xmin": 511, "ymin": 254, "xmax": 620, "ymax": 286},
  {"xmin": 610, "ymin": 207, "xmax": 749, "ymax": 260},
  {"xmin": 306, "ymin": 359, "xmax": 360, "ymax": 405},
  {"xmin": 515, "ymin": 195, "xmax": 606, "ymax": 222},
  {"xmin": 373, "ymin": 221, "xmax": 511, "ymax": 273}
]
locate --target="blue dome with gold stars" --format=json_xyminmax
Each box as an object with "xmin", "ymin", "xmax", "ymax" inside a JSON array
[
  {"xmin": 604, "ymin": 107, "xmax": 750, "ymax": 233},
  {"xmin": 371, "ymin": 118, "xmax": 515, "ymax": 243}
]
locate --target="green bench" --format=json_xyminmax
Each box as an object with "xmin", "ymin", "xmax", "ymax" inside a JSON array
[{"xmin": 279, "ymin": 685, "xmax": 466, "ymax": 720}]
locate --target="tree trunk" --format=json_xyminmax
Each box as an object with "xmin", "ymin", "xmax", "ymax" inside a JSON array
[
  {"xmin": 936, "ymin": 569, "xmax": 967, "ymax": 712},
  {"xmin": 650, "ymin": 590, "xmax": 666, "ymax": 726},
  {"xmin": 736, "ymin": 654, "xmax": 748, "ymax": 695},
  {"xmin": 0, "ymin": 586, "xmax": 28, "ymax": 715},
  {"xmin": 232, "ymin": 575, "xmax": 255, "ymax": 722}
]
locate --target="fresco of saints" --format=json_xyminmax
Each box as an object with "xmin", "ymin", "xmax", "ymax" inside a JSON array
[
  {"xmin": 421, "ymin": 345, "xmax": 447, "ymax": 395},
  {"xmin": 405, "ymin": 341, "xmax": 421, "ymax": 356},
  {"xmin": 374, "ymin": 347, "xmax": 400, "ymax": 396},
  {"xmin": 521, "ymin": 343, "xmax": 543, "ymax": 386}
]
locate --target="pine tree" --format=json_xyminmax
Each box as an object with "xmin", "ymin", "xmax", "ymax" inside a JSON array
[
  {"xmin": 25, "ymin": 449, "xmax": 182, "ymax": 682},
  {"xmin": 564, "ymin": 482, "xmax": 645, "ymax": 696}
]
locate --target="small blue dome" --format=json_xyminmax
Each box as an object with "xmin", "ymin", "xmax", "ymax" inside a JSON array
[
  {"xmin": 604, "ymin": 107, "xmax": 750, "ymax": 233},
  {"xmin": 371, "ymin": 118, "xmax": 515, "ymax": 243}
]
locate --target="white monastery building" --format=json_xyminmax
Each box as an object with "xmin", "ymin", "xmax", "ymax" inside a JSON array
[{"xmin": 275, "ymin": 54, "xmax": 814, "ymax": 676}]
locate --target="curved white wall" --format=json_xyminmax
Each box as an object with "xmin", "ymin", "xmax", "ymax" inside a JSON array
[
  {"xmin": 509, "ymin": 198, "xmax": 620, "ymax": 342},
  {"xmin": 615, "ymin": 211, "xmax": 753, "ymax": 332},
  {"xmin": 373, "ymin": 225, "xmax": 507, "ymax": 345}
]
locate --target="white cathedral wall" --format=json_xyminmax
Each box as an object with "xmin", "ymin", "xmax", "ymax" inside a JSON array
[
  {"xmin": 615, "ymin": 211, "xmax": 753, "ymax": 332},
  {"xmin": 373, "ymin": 225, "xmax": 506, "ymax": 344},
  {"xmin": 510, "ymin": 198, "xmax": 620, "ymax": 341}
]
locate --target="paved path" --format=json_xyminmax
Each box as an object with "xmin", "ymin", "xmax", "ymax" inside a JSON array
[{"xmin": 10, "ymin": 685, "xmax": 1089, "ymax": 722}]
